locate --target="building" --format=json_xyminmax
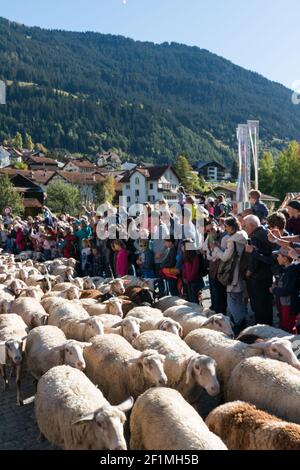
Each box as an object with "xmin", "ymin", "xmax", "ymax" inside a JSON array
[
  {"xmin": 208, "ymin": 184, "xmax": 279, "ymax": 206},
  {"xmin": 197, "ymin": 161, "xmax": 227, "ymax": 182},
  {"xmin": 120, "ymin": 165, "xmax": 180, "ymax": 205},
  {"xmin": 0, "ymin": 146, "xmax": 11, "ymax": 168},
  {"xmin": 97, "ymin": 151, "xmax": 122, "ymax": 170},
  {"xmin": 63, "ymin": 158, "xmax": 97, "ymax": 173},
  {"xmin": 25, "ymin": 155, "xmax": 59, "ymax": 171}
]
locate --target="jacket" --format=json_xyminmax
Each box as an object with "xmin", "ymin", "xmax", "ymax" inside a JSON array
[
  {"xmin": 272, "ymin": 264, "xmax": 300, "ymax": 315},
  {"xmin": 247, "ymin": 226, "xmax": 274, "ymax": 284}
]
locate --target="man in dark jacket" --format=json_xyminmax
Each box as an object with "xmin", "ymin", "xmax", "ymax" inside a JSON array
[
  {"xmin": 249, "ymin": 190, "xmax": 269, "ymax": 222},
  {"xmin": 243, "ymin": 215, "xmax": 274, "ymax": 325}
]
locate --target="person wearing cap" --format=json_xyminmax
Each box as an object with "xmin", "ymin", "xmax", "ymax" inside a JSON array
[
  {"xmin": 286, "ymin": 200, "xmax": 300, "ymax": 236},
  {"xmin": 271, "ymin": 247, "xmax": 300, "ymax": 333}
]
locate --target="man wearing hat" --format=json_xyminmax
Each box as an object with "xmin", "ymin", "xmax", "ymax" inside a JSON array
[
  {"xmin": 271, "ymin": 246, "xmax": 300, "ymax": 333},
  {"xmin": 286, "ymin": 200, "xmax": 300, "ymax": 236}
]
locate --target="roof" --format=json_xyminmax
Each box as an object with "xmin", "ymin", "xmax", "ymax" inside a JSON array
[
  {"xmin": 120, "ymin": 165, "xmax": 179, "ymax": 183},
  {"xmin": 197, "ymin": 160, "xmax": 226, "ymax": 170},
  {"xmin": 97, "ymin": 151, "xmax": 122, "ymax": 163},
  {"xmin": 25, "ymin": 155, "xmax": 58, "ymax": 165},
  {"xmin": 50, "ymin": 171, "xmax": 106, "ymax": 185},
  {"xmin": 64, "ymin": 159, "xmax": 97, "ymax": 170},
  {"xmin": 0, "ymin": 169, "xmax": 55, "ymax": 185},
  {"xmin": 23, "ymin": 198, "xmax": 43, "ymax": 208},
  {"xmin": 211, "ymin": 184, "xmax": 280, "ymax": 202}
]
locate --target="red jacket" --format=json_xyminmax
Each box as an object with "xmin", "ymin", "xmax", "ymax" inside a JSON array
[
  {"xmin": 115, "ymin": 248, "xmax": 128, "ymax": 277},
  {"xmin": 182, "ymin": 256, "xmax": 200, "ymax": 283}
]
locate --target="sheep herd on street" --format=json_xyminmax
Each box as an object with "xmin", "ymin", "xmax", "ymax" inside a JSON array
[{"xmin": 1, "ymin": 252, "xmax": 300, "ymax": 451}]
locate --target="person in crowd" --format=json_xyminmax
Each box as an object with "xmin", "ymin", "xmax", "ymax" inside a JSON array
[
  {"xmin": 202, "ymin": 220, "xmax": 228, "ymax": 314},
  {"xmin": 88, "ymin": 245, "xmax": 103, "ymax": 277},
  {"xmin": 206, "ymin": 198, "xmax": 215, "ymax": 217},
  {"xmin": 177, "ymin": 186, "xmax": 186, "ymax": 209},
  {"xmin": 286, "ymin": 200, "xmax": 300, "ymax": 236},
  {"xmin": 268, "ymin": 212, "xmax": 289, "ymax": 237},
  {"xmin": 62, "ymin": 226, "xmax": 78, "ymax": 259},
  {"xmin": 248, "ymin": 189, "xmax": 269, "ymax": 222},
  {"xmin": 214, "ymin": 194, "xmax": 227, "ymax": 219},
  {"xmin": 15, "ymin": 224, "xmax": 26, "ymax": 253},
  {"xmin": 112, "ymin": 239, "xmax": 128, "ymax": 278},
  {"xmin": 271, "ymin": 247, "xmax": 300, "ymax": 333},
  {"xmin": 243, "ymin": 215, "xmax": 274, "ymax": 326},
  {"xmin": 151, "ymin": 211, "xmax": 169, "ymax": 277},
  {"xmin": 181, "ymin": 239, "xmax": 204, "ymax": 303},
  {"xmin": 160, "ymin": 236, "xmax": 178, "ymax": 296},
  {"xmin": 81, "ymin": 239, "xmax": 92, "ymax": 276},
  {"xmin": 211, "ymin": 217, "xmax": 248, "ymax": 334},
  {"xmin": 136, "ymin": 239, "xmax": 155, "ymax": 278},
  {"xmin": 74, "ymin": 219, "xmax": 93, "ymax": 250}
]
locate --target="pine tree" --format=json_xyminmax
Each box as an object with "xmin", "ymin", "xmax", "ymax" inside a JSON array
[
  {"xmin": 25, "ymin": 133, "xmax": 34, "ymax": 151},
  {"xmin": 13, "ymin": 132, "xmax": 23, "ymax": 149},
  {"xmin": 94, "ymin": 175, "xmax": 116, "ymax": 204},
  {"xmin": 0, "ymin": 174, "xmax": 24, "ymax": 215},
  {"xmin": 231, "ymin": 158, "xmax": 239, "ymax": 181}
]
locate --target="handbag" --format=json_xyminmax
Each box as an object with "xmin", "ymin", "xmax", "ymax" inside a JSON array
[{"xmin": 217, "ymin": 242, "xmax": 238, "ymax": 287}]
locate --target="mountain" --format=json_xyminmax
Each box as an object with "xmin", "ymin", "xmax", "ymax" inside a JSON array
[{"xmin": 0, "ymin": 16, "xmax": 299, "ymax": 167}]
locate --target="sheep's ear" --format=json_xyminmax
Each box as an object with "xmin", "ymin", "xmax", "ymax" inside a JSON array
[
  {"xmin": 249, "ymin": 341, "xmax": 270, "ymax": 350},
  {"xmin": 117, "ymin": 396, "xmax": 134, "ymax": 412},
  {"xmin": 112, "ymin": 321, "xmax": 123, "ymax": 328},
  {"xmin": 72, "ymin": 412, "xmax": 95, "ymax": 425},
  {"xmin": 178, "ymin": 325, "xmax": 184, "ymax": 337},
  {"xmin": 200, "ymin": 317, "xmax": 214, "ymax": 327},
  {"xmin": 81, "ymin": 342, "xmax": 92, "ymax": 349}
]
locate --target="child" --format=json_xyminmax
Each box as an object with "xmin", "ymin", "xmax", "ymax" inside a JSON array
[
  {"xmin": 181, "ymin": 239, "xmax": 204, "ymax": 303},
  {"xmin": 89, "ymin": 246, "xmax": 104, "ymax": 277},
  {"xmin": 136, "ymin": 239, "xmax": 155, "ymax": 278},
  {"xmin": 81, "ymin": 239, "xmax": 92, "ymax": 276},
  {"xmin": 271, "ymin": 247, "xmax": 300, "ymax": 333},
  {"xmin": 160, "ymin": 236, "xmax": 178, "ymax": 295},
  {"xmin": 112, "ymin": 240, "xmax": 128, "ymax": 277}
]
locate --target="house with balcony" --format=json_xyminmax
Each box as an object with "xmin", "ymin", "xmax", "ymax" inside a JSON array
[
  {"xmin": 197, "ymin": 161, "xmax": 228, "ymax": 182},
  {"xmin": 120, "ymin": 165, "xmax": 180, "ymax": 205}
]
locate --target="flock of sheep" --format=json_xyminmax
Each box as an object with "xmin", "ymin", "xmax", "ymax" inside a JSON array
[{"xmin": 1, "ymin": 252, "xmax": 300, "ymax": 450}]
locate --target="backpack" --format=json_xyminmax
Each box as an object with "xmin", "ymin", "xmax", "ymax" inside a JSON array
[{"xmin": 217, "ymin": 242, "xmax": 239, "ymax": 287}]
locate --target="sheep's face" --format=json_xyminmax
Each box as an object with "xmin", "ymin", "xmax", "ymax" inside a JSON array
[
  {"xmin": 111, "ymin": 280, "xmax": 125, "ymax": 296},
  {"xmin": 250, "ymin": 338, "xmax": 300, "ymax": 370},
  {"xmin": 67, "ymin": 287, "xmax": 80, "ymax": 300},
  {"xmin": 32, "ymin": 313, "xmax": 48, "ymax": 328},
  {"xmin": 0, "ymin": 299, "xmax": 13, "ymax": 314},
  {"xmin": 121, "ymin": 317, "xmax": 140, "ymax": 343},
  {"xmin": 83, "ymin": 278, "xmax": 96, "ymax": 290},
  {"xmin": 202, "ymin": 314, "xmax": 234, "ymax": 339},
  {"xmin": 6, "ymin": 340, "xmax": 23, "ymax": 365},
  {"xmin": 108, "ymin": 298, "xmax": 123, "ymax": 317},
  {"xmin": 140, "ymin": 352, "xmax": 167, "ymax": 386},
  {"xmin": 74, "ymin": 398, "xmax": 133, "ymax": 450},
  {"xmin": 186, "ymin": 355, "xmax": 220, "ymax": 397},
  {"xmin": 86, "ymin": 317, "xmax": 104, "ymax": 337},
  {"xmin": 137, "ymin": 288, "xmax": 155, "ymax": 306},
  {"xmin": 73, "ymin": 278, "xmax": 84, "ymax": 289},
  {"xmin": 159, "ymin": 319, "xmax": 183, "ymax": 337},
  {"xmin": 64, "ymin": 341, "xmax": 92, "ymax": 370}
]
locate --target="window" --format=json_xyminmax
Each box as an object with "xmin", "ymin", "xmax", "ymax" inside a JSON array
[
  {"xmin": 126, "ymin": 184, "xmax": 130, "ymax": 190},
  {"xmin": 149, "ymin": 183, "xmax": 154, "ymax": 190},
  {"xmin": 135, "ymin": 177, "xmax": 140, "ymax": 185},
  {"xmin": 127, "ymin": 196, "xmax": 131, "ymax": 203},
  {"xmin": 135, "ymin": 190, "xmax": 139, "ymax": 196}
]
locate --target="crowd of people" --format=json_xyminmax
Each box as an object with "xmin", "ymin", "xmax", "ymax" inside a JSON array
[{"xmin": 1, "ymin": 188, "xmax": 300, "ymax": 336}]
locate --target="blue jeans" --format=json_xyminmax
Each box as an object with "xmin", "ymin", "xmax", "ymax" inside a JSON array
[{"xmin": 227, "ymin": 292, "xmax": 246, "ymax": 326}]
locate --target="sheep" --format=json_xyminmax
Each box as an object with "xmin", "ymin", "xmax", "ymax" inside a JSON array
[
  {"xmin": 99, "ymin": 278, "xmax": 127, "ymax": 296},
  {"xmin": 185, "ymin": 329, "xmax": 300, "ymax": 387},
  {"xmin": 11, "ymin": 297, "xmax": 49, "ymax": 328},
  {"xmin": 238, "ymin": 324, "xmax": 292, "ymax": 341},
  {"xmin": 80, "ymin": 297, "xmax": 124, "ymax": 317},
  {"xmin": 42, "ymin": 286, "xmax": 80, "ymax": 301},
  {"xmin": 35, "ymin": 365, "xmax": 133, "ymax": 450},
  {"xmin": 104, "ymin": 317, "xmax": 140, "ymax": 343},
  {"xmin": 80, "ymin": 289, "xmax": 103, "ymax": 300},
  {"xmin": 206, "ymin": 401, "xmax": 300, "ymax": 450},
  {"xmin": 47, "ymin": 300, "xmax": 89, "ymax": 328},
  {"xmin": 84, "ymin": 334, "xmax": 167, "ymax": 405},
  {"xmin": 18, "ymin": 286, "xmax": 44, "ymax": 301},
  {"xmin": 126, "ymin": 306, "xmax": 164, "ymax": 328},
  {"xmin": 94, "ymin": 314, "xmax": 123, "ymax": 328},
  {"xmin": 60, "ymin": 316, "xmax": 104, "ymax": 342},
  {"xmin": 157, "ymin": 296, "xmax": 204, "ymax": 312},
  {"xmin": 130, "ymin": 387, "xmax": 227, "ymax": 450},
  {"xmin": 26, "ymin": 326, "xmax": 91, "ymax": 381},
  {"xmin": 5, "ymin": 279, "xmax": 27, "ymax": 296},
  {"xmin": 226, "ymin": 357, "xmax": 300, "ymax": 425},
  {"xmin": 164, "ymin": 307, "xmax": 234, "ymax": 338},
  {"xmin": 51, "ymin": 265, "xmax": 74, "ymax": 279},
  {"xmin": 125, "ymin": 285, "xmax": 155, "ymax": 306},
  {"xmin": 25, "ymin": 275, "xmax": 52, "ymax": 293},
  {"xmin": 0, "ymin": 314, "xmax": 28, "ymax": 405},
  {"xmin": 144, "ymin": 318, "xmax": 183, "ymax": 337},
  {"xmin": 133, "ymin": 330, "xmax": 192, "ymax": 356}
]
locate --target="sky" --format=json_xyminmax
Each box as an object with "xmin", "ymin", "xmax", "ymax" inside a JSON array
[{"xmin": 0, "ymin": 0, "xmax": 299, "ymax": 89}]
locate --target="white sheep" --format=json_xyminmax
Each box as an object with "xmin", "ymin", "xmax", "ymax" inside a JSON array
[
  {"xmin": 93, "ymin": 314, "xmax": 123, "ymax": 328},
  {"xmin": 130, "ymin": 387, "xmax": 227, "ymax": 450},
  {"xmin": 80, "ymin": 297, "xmax": 124, "ymax": 317},
  {"xmin": 226, "ymin": 357, "xmax": 300, "ymax": 425},
  {"xmin": 0, "ymin": 314, "xmax": 28, "ymax": 405},
  {"xmin": 164, "ymin": 307, "xmax": 234, "ymax": 338},
  {"xmin": 60, "ymin": 316, "xmax": 104, "ymax": 341},
  {"xmin": 238, "ymin": 324, "xmax": 292, "ymax": 340},
  {"xmin": 11, "ymin": 297, "xmax": 49, "ymax": 328},
  {"xmin": 47, "ymin": 300, "xmax": 89, "ymax": 327},
  {"xmin": 104, "ymin": 316, "xmax": 140, "ymax": 343},
  {"xmin": 26, "ymin": 326, "xmax": 91, "ymax": 380},
  {"xmin": 84, "ymin": 334, "xmax": 167, "ymax": 405},
  {"xmin": 185, "ymin": 329, "xmax": 300, "ymax": 387},
  {"xmin": 133, "ymin": 329, "xmax": 192, "ymax": 356},
  {"xmin": 42, "ymin": 286, "xmax": 80, "ymax": 301},
  {"xmin": 18, "ymin": 286, "xmax": 44, "ymax": 301},
  {"xmin": 35, "ymin": 365, "xmax": 133, "ymax": 450},
  {"xmin": 127, "ymin": 306, "xmax": 182, "ymax": 336}
]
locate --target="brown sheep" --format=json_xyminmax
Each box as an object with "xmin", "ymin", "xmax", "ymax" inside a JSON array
[{"xmin": 206, "ymin": 401, "xmax": 300, "ymax": 450}]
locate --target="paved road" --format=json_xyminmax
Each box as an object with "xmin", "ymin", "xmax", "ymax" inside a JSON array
[{"xmin": 0, "ymin": 369, "xmax": 56, "ymax": 450}]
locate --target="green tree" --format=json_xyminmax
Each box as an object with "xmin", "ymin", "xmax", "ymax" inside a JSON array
[
  {"xmin": 46, "ymin": 181, "xmax": 81, "ymax": 215},
  {"xmin": 0, "ymin": 174, "xmax": 24, "ymax": 215},
  {"xmin": 259, "ymin": 151, "xmax": 275, "ymax": 195},
  {"xmin": 12, "ymin": 160, "xmax": 28, "ymax": 170},
  {"xmin": 273, "ymin": 141, "xmax": 300, "ymax": 201},
  {"xmin": 175, "ymin": 154, "xmax": 206, "ymax": 192},
  {"xmin": 24, "ymin": 133, "xmax": 34, "ymax": 151},
  {"xmin": 13, "ymin": 132, "xmax": 23, "ymax": 149},
  {"xmin": 94, "ymin": 175, "xmax": 116, "ymax": 204},
  {"xmin": 231, "ymin": 158, "xmax": 239, "ymax": 181}
]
